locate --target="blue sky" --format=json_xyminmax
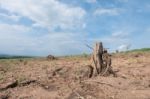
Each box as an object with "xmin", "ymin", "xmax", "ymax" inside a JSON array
[{"xmin": 0, "ymin": 0, "xmax": 150, "ymax": 56}]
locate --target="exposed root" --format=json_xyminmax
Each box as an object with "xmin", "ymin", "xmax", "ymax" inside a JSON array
[
  {"xmin": 83, "ymin": 80, "xmax": 126, "ymax": 90},
  {"xmin": 0, "ymin": 79, "xmax": 37, "ymax": 92},
  {"xmin": 0, "ymin": 80, "xmax": 18, "ymax": 91},
  {"xmin": 19, "ymin": 79, "xmax": 37, "ymax": 86}
]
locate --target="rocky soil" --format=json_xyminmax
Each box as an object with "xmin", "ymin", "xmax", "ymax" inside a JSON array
[{"xmin": 0, "ymin": 52, "xmax": 150, "ymax": 99}]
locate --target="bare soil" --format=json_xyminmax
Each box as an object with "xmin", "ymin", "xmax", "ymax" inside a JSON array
[{"xmin": 0, "ymin": 52, "xmax": 150, "ymax": 99}]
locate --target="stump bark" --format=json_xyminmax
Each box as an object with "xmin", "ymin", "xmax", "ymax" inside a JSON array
[
  {"xmin": 90, "ymin": 42, "xmax": 116, "ymax": 76},
  {"xmin": 91, "ymin": 42, "xmax": 103, "ymax": 75}
]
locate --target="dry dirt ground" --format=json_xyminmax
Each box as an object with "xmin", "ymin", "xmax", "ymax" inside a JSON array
[{"xmin": 0, "ymin": 52, "xmax": 150, "ymax": 99}]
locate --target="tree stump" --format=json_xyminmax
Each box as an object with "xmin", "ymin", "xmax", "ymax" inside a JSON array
[
  {"xmin": 47, "ymin": 55, "xmax": 56, "ymax": 60},
  {"xmin": 90, "ymin": 42, "xmax": 116, "ymax": 77},
  {"xmin": 91, "ymin": 42, "xmax": 103, "ymax": 75}
]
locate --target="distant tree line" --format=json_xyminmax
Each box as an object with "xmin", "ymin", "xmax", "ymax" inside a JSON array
[{"xmin": 0, "ymin": 55, "xmax": 33, "ymax": 59}]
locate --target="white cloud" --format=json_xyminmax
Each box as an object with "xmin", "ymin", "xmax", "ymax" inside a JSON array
[
  {"xmin": 0, "ymin": 0, "xmax": 88, "ymax": 56},
  {"xmin": 0, "ymin": 23, "xmax": 30, "ymax": 54},
  {"xmin": 87, "ymin": 29, "xmax": 132, "ymax": 52},
  {"xmin": 0, "ymin": 23, "xmax": 87, "ymax": 56},
  {"xmin": 94, "ymin": 8, "xmax": 121, "ymax": 16},
  {"xmin": 0, "ymin": 0, "xmax": 86, "ymax": 30},
  {"xmin": 0, "ymin": 23, "xmax": 30, "ymax": 37},
  {"xmin": 0, "ymin": 13, "xmax": 20, "ymax": 21},
  {"xmin": 112, "ymin": 31, "xmax": 129, "ymax": 38},
  {"xmin": 118, "ymin": 44, "xmax": 131, "ymax": 51},
  {"xmin": 102, "ymin": 31, "xmax": 130, "ymax": 44}
]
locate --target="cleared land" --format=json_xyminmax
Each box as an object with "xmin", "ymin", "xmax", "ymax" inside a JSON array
[{"xmin": 0, "ymin": 51, "xmax": 150, "ymax": 99}]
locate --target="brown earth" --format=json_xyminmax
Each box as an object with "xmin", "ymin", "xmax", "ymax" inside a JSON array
[{"xmin": 0, "ymin": 52, "xmax": 150, "ymax": 99}]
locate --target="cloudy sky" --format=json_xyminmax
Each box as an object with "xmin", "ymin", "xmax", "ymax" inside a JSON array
[{"xmin": 0, "ymin": 0, "xmax": 150, "ymax": 56}]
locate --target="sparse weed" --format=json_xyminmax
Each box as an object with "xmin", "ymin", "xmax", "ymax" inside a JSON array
[
  {"xmin": 0, "ymin": 71, "xmax": 4, "ymax": 81},
  {"xmin": 82, "ymin": 53, "xmax": 89, "ymax": 58},
  {"xmin": 24, "ymin": 61, "xmax": 28, "ymax": 65},
  {"xmin": 15, "ymin": 74, "xmax": 27, "ymax": 83}
]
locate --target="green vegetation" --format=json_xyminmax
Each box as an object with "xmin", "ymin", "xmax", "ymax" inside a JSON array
[
  {"xmin": 0, "ymin": 71, "xmax": 5, "ymax": 81},
  {"xmin": 63, "ymin": 53, "xmax": 90, "ymax": 59},
  {"xmin": 0, "ymin": 54, "xmax": 34, "ymax": 59},
  {"xmin": 127, "ymin": 48, "xmax": 150, "ymax": 53},
  {"xmin": 81, "ymin": 53, "xmax": 89, "ymax": 58}
]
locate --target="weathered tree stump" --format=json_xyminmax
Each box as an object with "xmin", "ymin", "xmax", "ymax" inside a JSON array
[
  {"xmin": 47, "ymin": 55, "xmax": 56, "ymax": 60},
  {"xmin": 90, "ymin": 42, "xmax": 116, "ymax": 77},
  {"xmin": 91, "ymin": 42, "xmax": 103, "ymax": 75}
]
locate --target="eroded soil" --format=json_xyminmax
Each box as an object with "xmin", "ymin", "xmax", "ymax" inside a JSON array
[{"xmin": 0, "ymin": 52, "xmax": 150, "ymax": 99}]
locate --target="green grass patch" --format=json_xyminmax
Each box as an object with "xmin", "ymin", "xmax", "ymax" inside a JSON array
[{"xmin": 126, "ymin": 48, "xmax": 150, "ymax": 53}]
